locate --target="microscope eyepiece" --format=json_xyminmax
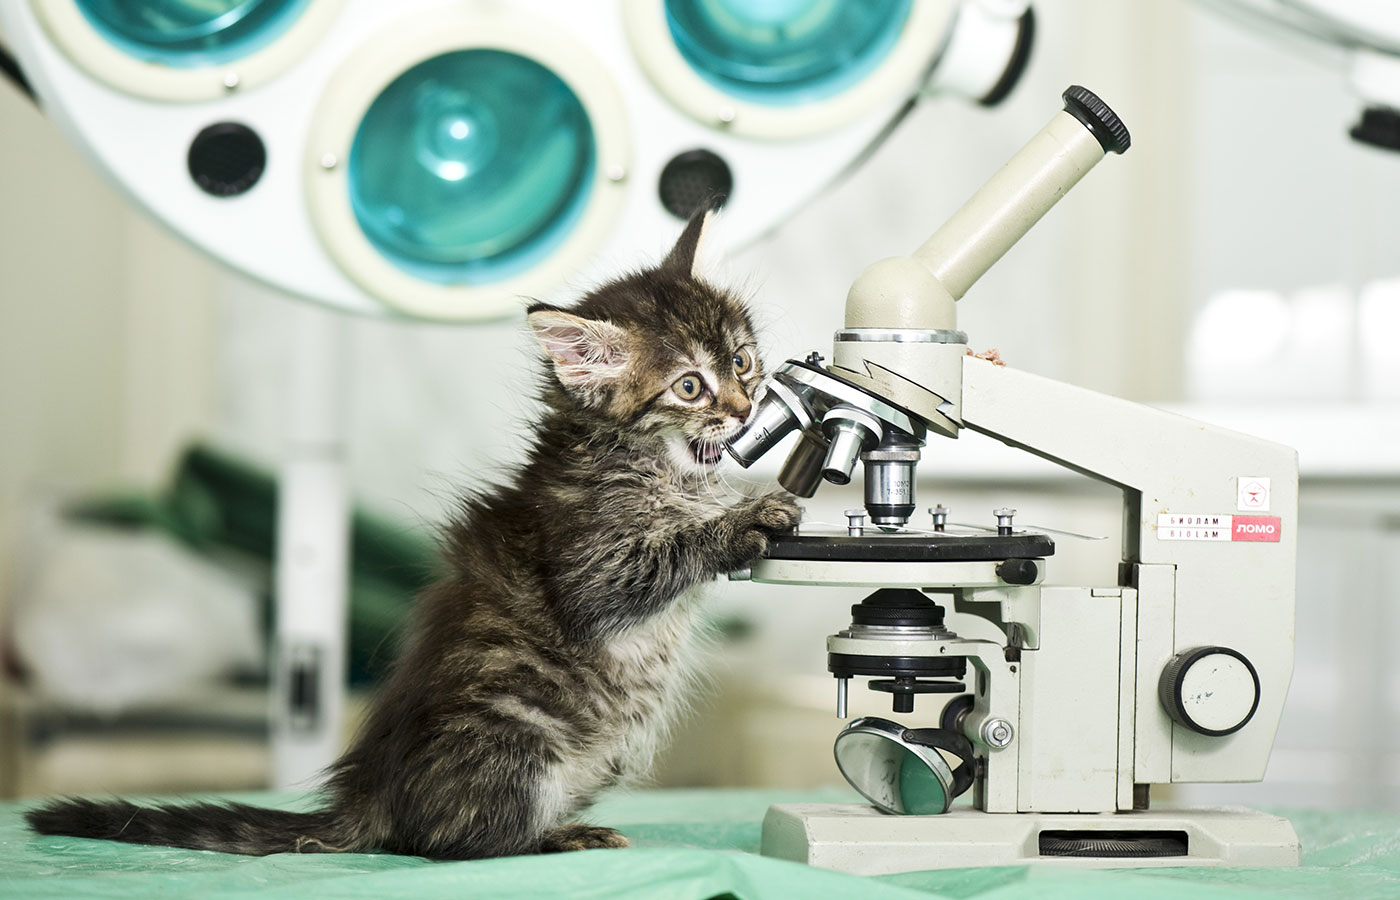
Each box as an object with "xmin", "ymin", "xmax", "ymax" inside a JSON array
[{"xmin": 1061, "ymin": 85, "xmax": 1131, "ymax": 155}]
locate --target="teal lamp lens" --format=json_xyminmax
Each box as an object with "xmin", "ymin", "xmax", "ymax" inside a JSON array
[
  {"xmin": 74, "ymin": 0, "xmax": 310, "ymax": 67},
  {"xmin": 665, "ymin": 0, "xmax": 912, "ymax": 105},
  {"xmin": 347, "ymin": 50, "xmax": 595, "ymax": 285}
]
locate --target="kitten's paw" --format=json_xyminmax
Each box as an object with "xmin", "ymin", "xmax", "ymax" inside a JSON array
[
  {"xmin": 725, "ymin": 492, "xmax": 802, "ymax": 563},
  {"xmin": 539, "ymin": 824, "xmax": 631, "ymax": 853},
  {"xmin": 750, "ymin": 491, "xmax": 803, "ymax": 533}
]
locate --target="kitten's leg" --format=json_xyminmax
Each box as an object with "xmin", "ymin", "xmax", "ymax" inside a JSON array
[
  {"xmin": 554, "ymin": 491, "xmax": 801, "ymax": 637},
  {"xmin": 660, "ymin": 489, "xmax": 803, "ymax": 575},
  {"xmin": 538, "ymin": 823, "xmax": 631, "ymax": 853}
]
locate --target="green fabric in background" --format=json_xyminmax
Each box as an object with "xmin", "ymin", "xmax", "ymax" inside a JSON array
[
  {"xmin": 68, "ymin": 443, "xmax": 441, "ymax": 686},
  {"xmin": 3, "ymin": 789, "xmax": 1399, "ymax": 899}
]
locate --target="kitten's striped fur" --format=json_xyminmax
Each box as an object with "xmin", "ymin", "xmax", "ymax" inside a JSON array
[{"xmin": 26, "ymin": 203, "xmax": 802, "ymax": 859}]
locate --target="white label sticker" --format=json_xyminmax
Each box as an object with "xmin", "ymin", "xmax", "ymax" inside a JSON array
[
  {"xmin": 1157, "ymin": 514, "xmax": 1232, "ymax": 541},
  {"xmin": 1157, "ymin": 513, "xmax": 1283, "ymax": 542},
  {"xmin": 1236, "ymin": 477, "xmax": 1271, "ymax": 511}
]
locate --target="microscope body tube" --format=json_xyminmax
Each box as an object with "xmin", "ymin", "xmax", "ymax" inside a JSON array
[
  {"xmin": 729, "ymin": 87, "xmax": 1129, "ymax": 464},
  {"xmin": 845, "ymin": 94, "xmax": 1121, "ymax": 331},
  {"xmin": 913, "ymin": 111, "xmax": 1106, "ymax": 303},
  {"xmin": 835, "ymin": 88, "xmax": 1127, "ymax": 440}
]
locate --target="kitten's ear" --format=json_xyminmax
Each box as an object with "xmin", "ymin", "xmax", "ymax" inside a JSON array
[
  {"xmin": 662, "ymin": 196, "xmax": 723, "ymax": 277},
  {"xmin": 527, "ymin": 306, "xmax": 630, "ymax": 389}
]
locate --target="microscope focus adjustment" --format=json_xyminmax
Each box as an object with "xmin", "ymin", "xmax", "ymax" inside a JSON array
[{"xmin": 1158, "ymin": 646, "xmax": 1262, "ymax": 737}]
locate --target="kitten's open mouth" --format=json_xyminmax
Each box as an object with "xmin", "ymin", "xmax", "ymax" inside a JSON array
[{"xmin": 688, "ymin": 439, "xmax": 725, "ymax": 467}]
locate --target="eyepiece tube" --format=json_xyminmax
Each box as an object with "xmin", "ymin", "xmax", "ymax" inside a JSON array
[
  {"xmin": 912, "ymin": 85, "xmax": 1130, "ymax": 302},
  {"xmin": 725, "ymin": 377, "xmax": 812, "ymax": 468}
]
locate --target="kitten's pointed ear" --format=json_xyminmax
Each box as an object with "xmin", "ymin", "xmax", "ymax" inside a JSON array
[
  {"xmin": 527, "ymin": 305, "xmax": 630, "ymax": 389},
  {"xmin": 663, "ymin": 196, "xmax": 723, "ymax": 277}
]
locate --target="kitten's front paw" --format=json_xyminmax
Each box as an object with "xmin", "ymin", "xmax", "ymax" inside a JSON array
[
  {"xmin": 727, "ymin": 492, "xmax": 802, "ymax": 564},
  {"xmin": 749, "ymin": 491, "xmax": 803, "ymax": 533}
]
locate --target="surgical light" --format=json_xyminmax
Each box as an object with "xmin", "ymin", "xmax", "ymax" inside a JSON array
[
  {"xmin": 664, "ymin": 0, "xmax": 912, "ymax": 105},
  {"xmin": 72, "ymin": 0, "xmax": 311, "ymax": 67},
  {"xmin": 346, "ymin": 49, "xmax": 595, "ymax": 286}
]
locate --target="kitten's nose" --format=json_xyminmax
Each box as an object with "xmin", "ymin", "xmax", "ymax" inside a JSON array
[{"xmin": 718, "ymin": 382, "xmax": 752, "ymax": 425}]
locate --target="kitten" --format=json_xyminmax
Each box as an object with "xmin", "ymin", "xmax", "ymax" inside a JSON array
[{"xmin": 25, "ymin": 204, "xmax": 802, "ymax": 859}]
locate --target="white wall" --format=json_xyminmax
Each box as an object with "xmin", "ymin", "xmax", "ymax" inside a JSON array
[{"xmin": 0, "ymin": 80, "xmax": 217, "ymax": 603}]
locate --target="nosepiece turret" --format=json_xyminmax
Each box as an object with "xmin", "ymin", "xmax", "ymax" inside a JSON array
[{"xmin": 724, "ymin": 358, "xmax": 927, "ymax": 526}]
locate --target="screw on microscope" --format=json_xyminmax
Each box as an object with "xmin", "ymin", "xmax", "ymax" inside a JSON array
[
  {"xmin": 929, "ymin": 505, "xmax": 949, "ymax": 531},
  {"xmin": 844, "ymin": 508, "xmax": 867, "ymax": 536},
  {"xmin": 805, "ymin": 351, "xmax": 825, "ymax": 367},
  {"xmin": 981, "ymin": 717, "xmax": 1015, "ymax": 749},
  {"xmin": 993, "ymin": 507, "xmax": 1017, "ymax": 535}
]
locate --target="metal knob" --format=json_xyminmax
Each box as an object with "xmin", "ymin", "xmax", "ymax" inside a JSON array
[
  {"xmin": 993, "ymin": 507, "xmax": 1017, "ymax": 535},
  {"xmin": 844, "ymin": 508, "xmax": 868, "ymax": 536},
  {"xmin": 1158, "ymin": 647, "xmax": 1261, "ymax": 737},
  {"xmin": 929, "ymin": 505, "xmax": 949, "ymax": 531},
  {"xmin": 980, "ymin": 717, "xmax": 1015, "ymax": 749}
]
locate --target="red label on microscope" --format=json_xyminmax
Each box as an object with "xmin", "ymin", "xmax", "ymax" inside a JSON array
[{"xmin": 1232, "ymin": 516, "xmax": 1282, "ymax": 542}]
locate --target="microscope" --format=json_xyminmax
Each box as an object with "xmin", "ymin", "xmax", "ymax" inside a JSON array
[{"xmin": 727, "ymin": 87, "xmax": 1302, "ymax": 872}]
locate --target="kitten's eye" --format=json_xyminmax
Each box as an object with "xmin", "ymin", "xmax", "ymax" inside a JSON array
[
  {"xmin": 672, "ymin": 373, "xmax": 705, "ymax": 401},
  {"xmin": 733, "ymin": 347, "xmax": 754, "ymax": 376}
]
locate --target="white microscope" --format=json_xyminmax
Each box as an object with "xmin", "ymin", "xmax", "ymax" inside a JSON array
[{"xmin": 726, "ymin": 87, "xmax": 1302, "ymax": 873}]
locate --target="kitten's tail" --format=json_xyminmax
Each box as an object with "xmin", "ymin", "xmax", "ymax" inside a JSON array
[{"xmin": 25, "ymin": 797, "xmax": 359, "ymax": 855}]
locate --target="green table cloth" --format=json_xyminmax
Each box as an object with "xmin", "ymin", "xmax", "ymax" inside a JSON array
[{"xmin": 3, "ymin": 789, "xmax": 1398, "ymax": 899}]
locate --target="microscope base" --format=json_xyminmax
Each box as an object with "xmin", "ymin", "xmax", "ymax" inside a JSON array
[{"xmin": 761, "ymin": 803, "xmax": 1301, "ymax": 873}]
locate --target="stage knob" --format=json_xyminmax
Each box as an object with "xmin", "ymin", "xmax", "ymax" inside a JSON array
[{"xmin": 1158, "ymin": 646, "xmax": 1260, "ymax": 737}]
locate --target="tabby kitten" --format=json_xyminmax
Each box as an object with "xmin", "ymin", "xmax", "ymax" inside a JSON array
[{"xmin": 26, "ymin": 204, "xmax": 802, "ymax": 859}]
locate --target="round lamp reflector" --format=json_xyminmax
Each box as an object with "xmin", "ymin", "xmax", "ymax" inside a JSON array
[
  {"xmin": 73, "ymin": 0, "xmax": 310, "ymax": 67},
  {"xmin": 347, "ymin": 50, "xmax": 595, "ymax": 285},
  {"xmin": 665, "ymin": 0, "xmax": 912, "ymax": 105}
]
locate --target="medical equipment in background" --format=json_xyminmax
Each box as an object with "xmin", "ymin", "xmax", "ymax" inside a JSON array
[
  {"xmin": 1199, "ymin": 0, "xmax": 1400, "ymax": 151},
  {"xmin": 0, "ymin": 0, "xmax": 1035, "ymax": 321},
  {"xmin": 0, "ymin": 0, "xmax": 1035, "ymax": 788},
  {"xmin": 726, "ymin": 87, "xmax": 1302, "ymax": 871}
]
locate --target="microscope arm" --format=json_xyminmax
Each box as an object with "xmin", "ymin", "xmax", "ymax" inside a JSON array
[
  {"xmin": 959, "ymin": 353, "xmax": 1298, "ymax": 783},
  {"xmin": 960, "ymin": 354, "xmax": 1298, "ymax": 563}
]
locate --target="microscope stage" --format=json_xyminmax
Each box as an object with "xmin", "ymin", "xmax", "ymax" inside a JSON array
[{"xmin": 765, "ymin": 529, "xmax": 1054, "ymax": 563}]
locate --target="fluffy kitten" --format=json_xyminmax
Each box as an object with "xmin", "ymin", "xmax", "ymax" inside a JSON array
[{"xmin": 26, "ymin": 205, "xmax": 802, "ymax": 859}]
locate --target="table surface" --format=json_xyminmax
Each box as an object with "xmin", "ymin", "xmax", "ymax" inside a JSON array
[{"xmin": 3, "ymin": 789, "xmax": 1399, "ymax": 899}]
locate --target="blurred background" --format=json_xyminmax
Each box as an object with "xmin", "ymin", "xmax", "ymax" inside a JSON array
[{"xmin": 2, "ymin": 0, "xmax": 1398, "ymax": 813}]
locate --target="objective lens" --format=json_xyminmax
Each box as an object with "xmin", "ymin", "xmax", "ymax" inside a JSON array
[
  {"xmin": 74, "ymin": 0, "xmax": 310, "ymax": 67},
  {"xmin": 348, "ymin": 50, "xmax": 595, "ymax": 285},
  {"xmin": 863, "ymin": 443, "xmax": 920, "ymax": 527},
  {"xmin": 725, "ymin": 378, "xmax": 813, "ymax": 467},
  {"xmin": 664, "ymin": 0, "xmax": 912, "ymax": 105},
  {"xmin": 820, "ymin": 406, "xmax": 882, "ymax": 485}
]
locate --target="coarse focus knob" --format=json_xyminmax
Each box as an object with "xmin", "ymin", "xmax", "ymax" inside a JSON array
[
  {"xmin": 1062, "ymin": 85, "xmax": 1131, "ymax": 155},
  {"xmin": 1158, "ymin": 646, "xmax": 1260, "ymax": 737}
]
